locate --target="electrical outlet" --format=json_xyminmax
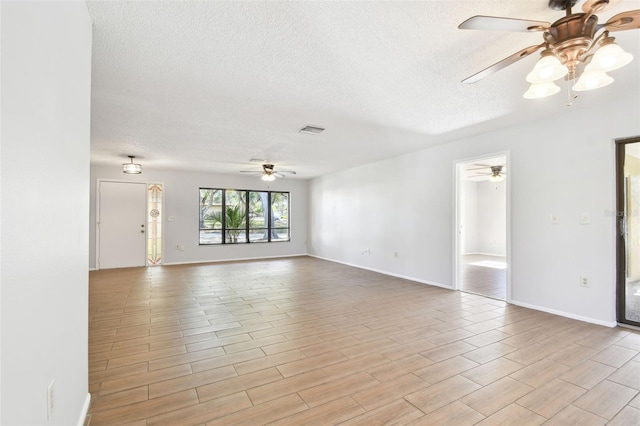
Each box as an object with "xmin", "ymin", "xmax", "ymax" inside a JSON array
[
  {"xmin": 551, "ymin": 214, "xmax": 559, "ymax": 224},
  {"xmin": 175, "ymin": 244, "xmax": 184, "ymax": 251},
  {"xmin": 580, "ymin": 213, "xmax": 591, "ymax": 225},
  {"xmin": 47, "ymin": 379, "xmax": 55, "ymax": 420},
  {"xmin": 580, "ymin": 276, "xmax": 589, "ymax": 287}
]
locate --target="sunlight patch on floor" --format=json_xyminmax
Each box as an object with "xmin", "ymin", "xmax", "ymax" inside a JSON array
[{"xmin": 469, "ymin": 260, "xmax": 507, "ymax": 270}]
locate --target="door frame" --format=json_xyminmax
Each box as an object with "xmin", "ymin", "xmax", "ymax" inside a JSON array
[
  {"xmin": 615, "ymin": 136, "xmax": 640, "ymax": 327},
  {"xmin": 96, "ymin": 179, "xmax": 165, "ymax": 270},
  {"xmin": 453, "ymin": 151, "xmax": 512, "ymax": 301}
]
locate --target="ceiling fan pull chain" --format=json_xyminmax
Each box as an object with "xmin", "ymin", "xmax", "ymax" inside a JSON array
[{"xmin": 566, "ymin": 73, "xmax": 578, "ymax": 106}]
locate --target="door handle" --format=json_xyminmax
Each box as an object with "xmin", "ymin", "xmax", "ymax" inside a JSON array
[{"xmin": 619, "ymin": 217, "xmax": 626, "ymax": 237}]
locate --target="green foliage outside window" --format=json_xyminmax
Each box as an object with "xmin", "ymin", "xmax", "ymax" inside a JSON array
[{"xmin": 199, "ymin": 188, "xmax": 290, "ymax": 245}]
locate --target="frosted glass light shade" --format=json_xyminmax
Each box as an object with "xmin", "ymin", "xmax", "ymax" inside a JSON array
[
  {"xmin": 573, "ymin": 71, "xmax": 614, "ymax": 91},
  {"xmin": 261, "ymin": 174, "xmax": 275, "ymax": 181},
  {"xmin": 122, "ymin": 157, "xmax": 142, "ymax": 174},
  {"xmin": 489, "ymin": 174, "xmax": 505, "ymax": 183},
  {"xmin": 586, "ymin": 43, "xmax": 633, "ymax": 73},
  {"xmin": 526, "ymin": 55, "xmax": 568, "ymax": 83},
  {"xmin": 523, "ymin": 82, "xmax": 561, "ymax": 99}
]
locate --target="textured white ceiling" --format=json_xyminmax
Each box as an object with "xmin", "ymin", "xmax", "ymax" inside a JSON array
[{"xmin": 87, "ymin": 0, "xmax": 640, "ymax": 178}]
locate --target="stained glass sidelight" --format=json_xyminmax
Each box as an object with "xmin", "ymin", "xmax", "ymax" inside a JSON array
[{"xmin": 147, "ymin": 184, "xmax": 163, "ymax": 265}]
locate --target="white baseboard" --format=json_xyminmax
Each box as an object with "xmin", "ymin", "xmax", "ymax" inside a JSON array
[
  {"xmin": 510, "ymin": 300, "xmax": 617, "ymax": 328},
  {"xmin": 307, "ymin": 254, "xmax": 453, "ymax": 291},
  {"xmin": 88, "ymin": 268, "xmax": 97, "ymax": 271},
  {"xmin": 162, "ymin": 253, "xmax": 308, "ymax": 266},
  {"xmin": 308, "ymin": 255, "xmax": 616, "ymax": 328},
  {"xmin": 618, "ymin": 323, "xmax": 640, "ymax": 331},
  {"xmin": 462, "ymin": 252, "xmax": 506, "ymax": 258},
  {"xmin": 77, "ymin": 393, "xmax": 91, "ymax": 426}
]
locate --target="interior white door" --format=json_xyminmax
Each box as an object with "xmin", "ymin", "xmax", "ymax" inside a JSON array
[{"xmin": 98, "ymin": 181, "xmax": 147, "ymax": 269}]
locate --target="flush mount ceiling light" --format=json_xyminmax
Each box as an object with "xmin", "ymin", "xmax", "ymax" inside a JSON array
[
  {"xmin": 122, "ymin": 155, "xmax": 142, "ymax": 174},
  {"xmin": 459, "ymin": 0, "xmax": 638, "ymax": 102}
]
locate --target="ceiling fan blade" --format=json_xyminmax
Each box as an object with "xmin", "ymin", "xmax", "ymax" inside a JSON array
[
  {"xmin": 582, "ymin": 0, "xmax": 622, "ymax": 13},
  {"xmin": 276, "ymin": 170, "xmax": 296, "ymax": 175},
  {"xmin": 601, "ymin": 9, "xmax": 640, "ymax": 31},
  {"xmin": 462, "ymin": 43, "xmax": 545, "ymax": 84},
  {"xmin": 458, "ymin": 15, "xmax": 550, "ymax": 32},
  {"xmin": 240, "ymin": 170, "xmax": 261, "ymax": 173},
  {"xmin": 273, "ymin": 172, "xmax": 286, "ymax": 178}
]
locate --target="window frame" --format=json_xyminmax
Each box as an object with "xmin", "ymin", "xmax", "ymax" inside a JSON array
[{"xmin": 199, "ymin": 188, "xmax": 290, "ymax": 245}]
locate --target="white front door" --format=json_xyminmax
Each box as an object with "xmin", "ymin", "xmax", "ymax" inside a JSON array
[{"xmin": 98, "ymin": 181, "xmax": 147, "ymax": 269}]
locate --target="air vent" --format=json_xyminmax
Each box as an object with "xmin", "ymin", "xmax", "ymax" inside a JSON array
[{"xmin": 299, "ymin": 125, "xmax": 325, "ymax": 134}]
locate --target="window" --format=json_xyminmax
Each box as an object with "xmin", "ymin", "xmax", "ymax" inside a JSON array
[{"xmin": 199, "ymin": 188, "xmax": 290, "ymax": 245}]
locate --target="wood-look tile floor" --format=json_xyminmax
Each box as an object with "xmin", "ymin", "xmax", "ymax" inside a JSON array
[
  {"xmin": 460, "ymin": 255, "xmax": 506, "ymax": 301},
  {"xmin": 87, "ymin": 256, "xmax": 640, "ymax": 425}
]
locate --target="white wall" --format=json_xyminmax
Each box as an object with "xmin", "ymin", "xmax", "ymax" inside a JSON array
[
  {"xmin": 476, "ymin": 180, "xmax": 506, "ymax": 256},
  {"xmin": 309, "ymin": 97, "xmax": 640, "ymax": 326},
  {"xmin": 1, "ymin": 2, "xmax": 92, "ymax": 424},
  {"xmin": 0, "ymin": 2, "xmax": 4, "ymax": 419},
  {"xmin": 460, "ymin": 180, "xmax": 478, "ymax": 254},
  {"xmin": 89, "ymin": 165, "xmax": 308, "ymax": 269}
]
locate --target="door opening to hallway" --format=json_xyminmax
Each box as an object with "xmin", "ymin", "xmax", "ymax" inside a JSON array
[{"xmin": 456, "ymin": 155, "xmax": 509, "ymax": 300}]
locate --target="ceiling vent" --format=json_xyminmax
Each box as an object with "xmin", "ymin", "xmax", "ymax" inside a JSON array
[{"xmin": 299, "ymin": 125, "xmax": 325, "ymax": 135}]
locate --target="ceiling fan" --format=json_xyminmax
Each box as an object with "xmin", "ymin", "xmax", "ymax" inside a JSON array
[
  {"xmin": 240, "ymin": 164, "xmax": 297, "ymax": 181},
  {"xmin": 468, "ymin": 164, "xmax": 507, "ymax": 182},
  {"xmin": 459, "ymin": 0, "xmax": 639, "ymax": 100}
]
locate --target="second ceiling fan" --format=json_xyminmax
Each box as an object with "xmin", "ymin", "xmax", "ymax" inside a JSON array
[
  {"xmin": 468, "ymin": 164, "xmax": 507, "ymax": 182},
  {"xmin": 240, "ymin": 164, "xmax": 297, "ymax": 182}
]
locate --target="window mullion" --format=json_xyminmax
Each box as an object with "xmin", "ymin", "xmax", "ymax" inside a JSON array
[
  {"xmin": 245, "ymin": 190, "xmax": 250, "ymax": 243},
  {"xmin": 221, "ymin": 189, "xmax": 226, "ymax": 244},
  {"xmin": 267, "ymin": 191, "xmax": 272, "ymax": 243}
]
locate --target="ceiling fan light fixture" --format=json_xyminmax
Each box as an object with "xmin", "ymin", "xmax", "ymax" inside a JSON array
[
  {"xmin": 586, "ymin": 41, "xmax": 633, "ymax": 73},
  {"xmin": 489, "ymin": 174, "xmax": 505, "ymax": 183},
  {"xmin": 261, "ymin": 173, "xmax": 275, "ymax": 182},
  {"xmin": 573, "ymin": 70, "xmax": 614, "ymax": 91},
  {"xmin": 523, "ymin": 81, "xmax": 561, "ymax": 99},
  {"xmin": 459, "ymin": 2, "xmax": 640, "ymax": 105},
  {"xmin": 526, "ymin": 53, "xmax": 568, "ymax": 83},
  {"xmin": 122, "ymin": 156, "xmax": 142, "ymax": 174}
]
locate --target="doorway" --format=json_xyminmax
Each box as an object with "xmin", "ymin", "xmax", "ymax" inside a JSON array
[
  {"xmin": 455, "ymin": 154, "xmax": 509, "ymax": 300},
  {"xmin": 616, "ymin": 137, "xmax": 640, "ymax": 327},
  {"xmin": 97, "ymin": 181, "xmax": 147, "ymax": 269}
]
